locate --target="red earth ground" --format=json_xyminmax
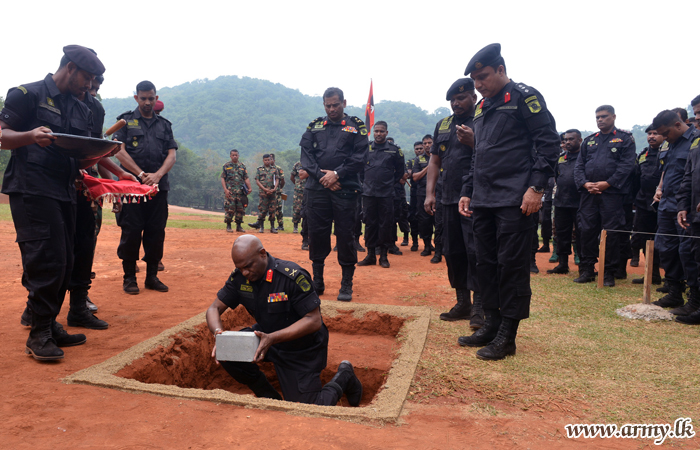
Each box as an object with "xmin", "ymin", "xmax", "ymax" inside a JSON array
[{"xmin": 0, "ymin": 205, "xmax": 647, "ymax": 449}]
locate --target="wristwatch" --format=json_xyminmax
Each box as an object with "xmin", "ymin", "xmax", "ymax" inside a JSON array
[{"xmin": 529, "ymin": 186, "xmax": 545, "ymax": 194}]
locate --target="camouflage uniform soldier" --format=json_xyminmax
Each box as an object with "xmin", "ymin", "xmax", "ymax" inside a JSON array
[
  {"xmin": 221, "ymin": 149, "xmax": 251, "ymax": 233},
  {"xmin": 290, "ymin": 161, "xmax": 308, "ymax": 233},
  {"xmin": 271, "ymin": 153, "xmax": 286, "ymax": 230},
  {"xmin": 252, "ymin": 153, "xmax": 279, "ymax": 233}
]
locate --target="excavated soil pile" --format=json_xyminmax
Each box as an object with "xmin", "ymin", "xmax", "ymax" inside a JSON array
[{"xmin": 116, "ymin": 306, "xmax": 406, "ymax": 406}]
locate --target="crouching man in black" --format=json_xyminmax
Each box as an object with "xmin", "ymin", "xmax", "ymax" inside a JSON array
[{"xmin": 206, "ymin": 235, "xmax": 362, "ymax": 405}]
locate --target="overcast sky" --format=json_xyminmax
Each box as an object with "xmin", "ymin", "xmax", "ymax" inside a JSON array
[{"xmin": 2, "ymin": 0, "xmax": 698, "ymax": 130}]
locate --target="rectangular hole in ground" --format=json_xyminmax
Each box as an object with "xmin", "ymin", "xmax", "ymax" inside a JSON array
[{"xmin": 115, "ymin": 307, "xmax": 406, "ymax": 407}]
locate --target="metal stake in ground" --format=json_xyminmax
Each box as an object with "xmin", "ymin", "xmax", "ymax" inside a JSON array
[
  {"xmin": 643, "ymin": 239, "xmax": 655, "ymax": 304},
  {"xmin": 597, "ymin": 229, "xmax": 607, "ymax": 288}
]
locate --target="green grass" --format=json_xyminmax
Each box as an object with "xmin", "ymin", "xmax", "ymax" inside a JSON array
[{"xmin": 410, "ymin": 273, "xmax": 700, "ymax": 424}]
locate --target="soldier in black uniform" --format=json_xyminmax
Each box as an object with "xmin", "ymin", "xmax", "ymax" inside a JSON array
[
  {"xmin": 425, "ymin": 78, "xmax": 483, "ymax": 328},
  {"xmin": 573, "ymin": 105, "xmax": 636, "ymax": 287},
  {"xmin": 113, "ymin": 80, "xmax": 178, "ymax": 295},
  {"xmin": 406, "ymin": 142, "xmax": 423, "ymax": 250},
  {"xmin": 547, "ymin": 130, "xmax": 582, "ymax": 274},
  {"xmin": 413, "ymin": 138, "xmax": 434, "ymax": 256},
  {"xmin": 357, "ymin": 121, "xmax": 404, "ymax": 268},
  {"xmin": 651, "ymin": 110, "xmax": 700, "ymax": 310},
  {"xmin": 300, "ymin": 87, "xmax": 368, "ymax": 302},
  {"xmin": 1, "ymin": 45, "xmax": 106, "ymax": 360},
  {"xmin": 206, "ymin": 235, "xmax": 363, "ymax": 405},
  {"xmin": 630, "ymin": 126, "xmax": 663, "ymax": 285},
  {"xmin": 458, "ymin": 44, "xmax": 559, "ymax": 360}
]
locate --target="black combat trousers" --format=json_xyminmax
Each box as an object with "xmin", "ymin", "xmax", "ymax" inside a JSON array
[
  {"xmin": 473, "ymin": 206, "xmax": 533, "ymax": 320},
  {"xmin": 630, "ymin": 207, "xmax": 657, "ymax": 252},
  {"xmin": 305, "ymin": 189, "xmax": 358, "ymax": 266},
  {"xmin": 362, "ymin": 196, "xmax": 394, "ymax": 249},
  {"xmin": 392, "ymin": 196, "xmax": 409, "ymax": 242},
  {"xmin": 656, "ymin": 210, "xmax": 698, "ymax": 287},
  {"xmin": 443, "ymin": 204, "xmax": 478, "ymax": 292},
  {"xmin": 416, "ymin": 195, "xmax": 434, "ymax": 240},
  {"xmin": 554, "ymin": 206, "xmax": 580, "ymax": 257},
  {"xmin": 68, "ymin": 193, "xmax": 96, "ymax": 293},
  {"xmin": 10, "ymin": 194, "xmax": 75, "ymax": 318},
  {"xmin": 578, "ymin": 191, "xmax": 624, "ymax": 273},
  {"xmin": 408, "ymin": 193, "xmax": 419, "ymax": 238},
  {"xmin": 540, "ymin": 200, "xmax": 553, "ymax": 243},
  {"xmin": 116, "ymin": 191, "xmax": 169, "ymax": 264}
]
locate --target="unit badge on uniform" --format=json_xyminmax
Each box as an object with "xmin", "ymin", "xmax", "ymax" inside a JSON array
[
  {"xmin": 691, "ymin": 137, "xmax": 700, "ymax": 150},
  {"xmin": 296, "ymin": 275, "xmax": 311, "ymax": 292},
  {"xmin": 611, "ymin": 148, "xmax": 618, "ymax": 153},
  {"xmin": 440, "ymin": 145, "xmax": 446, "ymax": 151},
  {"xmin": 360, "ymin": 127, "xmax": 368, "ymax": 136},
  {"xmin": 525, "ymin": 95, "xmax": 541, "ymax": 114},
  {"xmin": 47, "ymin": 98, "xmax": 55, "ymax": 107},
  {"xmin": 132, "ymin": 141, "xmax": 138, "ymax": 147}
]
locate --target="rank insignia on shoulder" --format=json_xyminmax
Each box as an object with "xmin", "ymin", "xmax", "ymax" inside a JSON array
[
  {"xmin": 314, "ymin": 121, "xmax": 324, "ymax": 129},
  {"xmin": 638, "ymin": 154, "xmax": 647, "ymax": 164},
  {"xmin": 475, "ymin": 100, "xmax": 484, "ymax": 118},
  {"xmin": 525, "ymin": 95, "xmax": 541, "ymax": 113},
  {"xmin": 419, "ymin": 156, "xmax": 426, "ymax": 162},
  {"xmin": 18, "ymin": 85, "xmax": 27, "ymax": 94},
  {"xmin": 47, "ymin": 97, "xmax": 55, "ymax": 107},
  {"xmin": 558, "ymin": 155, "xmax": 566, "ymax": 163},
  {"xmin": 296, "ymin": 275, "xmax": 311, "ymax": 292},
  {"xmin": 127, "ymin": 119, "xmax": 139, "ymax": 128},
  {"xmin": 691, "ymin": 138, "xmax": 700, "ymax": 150},
  {"xmin": 240, "ymin": 283, "xmax": 253, "ymax": 292},
  {"xmin": 439, "ymin": 116, "xmax": 453, "ymax": 131},
  {"xmin": 342, "ymin": 126, "xmax": 358, "ymax": 133}
]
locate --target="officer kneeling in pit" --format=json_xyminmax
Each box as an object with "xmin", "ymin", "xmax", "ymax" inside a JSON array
[{"xmin": 206, "ymin": 235, "xmax": 363, "ymax": 405}]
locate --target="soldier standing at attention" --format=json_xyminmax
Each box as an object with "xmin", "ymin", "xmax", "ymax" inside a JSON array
[
  {"xmin": 1, "ymin": 45, "xmax": 107, "ymax": 360},
  {"xmin": 357, "ymin": 121, "xmax": 404, "ymax": 268},
  {"xmin": 573, "ymin": 106, "xmax": 636, "ymax": 287},
  {"xmin": 290, "ymin": 160, "xmax": 308, "ymax": 233},
  {"xmin": 413, "ymin": 136, "xmax": 434, "ymax": 256},
  {"xmin": 221, "ymin": 149, "xmax": 251, "ymax": 233},
  {"xmin": 300, "ymin": 87, "xmax": 368, "ymax": 302},
  {"xmin": 271, "ymin": 153, "xmax": 286, "ymax": 231},
  {"xmin": 424, "ymin": 78, "xmax": 482, "ymax": 328},
  {"xmin": 406, "ymin": 142, "xmax": 423, "ymax": 250},
  {"xmin": 252, "ymin": 154, "xmax": 279, "ymax": 234},
  {"xmin": 458, "ymin": 43, "xmax": 559, "ymax": 360},
  {"xmin": 113, "ymin": 81, "xmax": 178, "ymax": 295}
]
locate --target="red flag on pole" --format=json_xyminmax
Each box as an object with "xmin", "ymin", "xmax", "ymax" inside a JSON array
[{"xmin": 365, "ymin": 80, "xmax": 374, "ymax": 133}]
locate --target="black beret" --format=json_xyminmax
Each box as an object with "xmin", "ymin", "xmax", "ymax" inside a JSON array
[
  {"xmin": 464, "ymin": 43, "xmax": 502, "ymax": 76},
  {"xmin": 63, "ymin": 45, "xmax": 105, "ymax": 75},
  {"xmin": 645, "ymin": 124, "xmax": 656, "ymax": 133},
  {"xmin": 446, "ymin": 78, "xmax": 475, "ymax": 100}
]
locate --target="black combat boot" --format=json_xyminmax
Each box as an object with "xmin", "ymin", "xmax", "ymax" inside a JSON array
[
  {"xmin": 420, "ymin": 239, "xmax": 432, "ymax": 256},
  {"xmin": 657, "ymin": 280, "xmax": 670, "ymax": 293},
  {"xmin": 235, "ymin": 222, "xmax": 244, "ymax": 232},
  {"xmin": 354, "ymin": 237, "xmax": 366, "ymax": 252},
  {"xmin": 439, "ymin": 289, "xmax": 471, "ymax": 321},
  {"xmin": 327, "ymin": 360, "xmax": 363, "ymax": 406},
  {"xmin": 670, "ymin": 286, "xmax": 700, "ymax": 316},
  {"xmin": 248, "ymin": 220, "xmax": 260, "ymax": 229},
  {"xmin": 614, "ymin": 257, "xmax": 628, "ymax": 280},
  {"xmin": 226, "ymin": 221, "xmax": 233, "ymax": 233},
  {"xmin": 123, "ymin": 260, "xmax": 139, "ymax": 295},
  {"xmin": 547, "ymin": 259, "xmax": 569, "ymax": 274},
  {"xmin": 20, "ymin": 304, "xmax": 31, "ymax": 326},
  {"xmin": 675, "ymin": 308, "xmax": 700, "ymax": 325},
  {"xmin": 410, "ymin": 235, "xmax": 419, "ymax": 252},
  {"xmin": 653, "ymin": 281, "xmax": 685, "ymax": 308},
  {"xmin": 548, "ymin": 240, "xmax": 558, "ymax": 263},
  {"xmin": 476, "ymin": 317, "xmax": 519, "ymax": 361},
  {"xmin": 430, "ymin": 243, "xmax": 442, "ymax": 263},
  {"xmin": 25, "ymin": 313, "xmax": 64, "ymax": 361},
  {"xmin": 537, "ymin": 241, "xmax": 550, "ymax": 253},
  {"xmin": 301, "ymin": 238, "xmax": 309, "ymax": 250},
  {"xmin": 630, "ymin": 249, "xmax": 640, "ymax": 267},
  {"xmin": 530, "ymin": 252, "xmax": 539, "ymax": 273},
  {"xmin": 401, "ymin": 233, "xmax": 409, "ymax": 246},
  {"xmin": 145, "ymin": 262, "xmax": 169, "ymax": 292},
  {"xmin": 470, "ymin": 292, "xmax": 484, "ymax": 329},
  {"xmin": 378, "ymin": 247, "xmax": 390, "ymax": 268},
  {"xmin": 337, "ymin": 265, "xmax": 354, "ymax": 302},
  {"xmin": 52, "ymin": 319, "xmax": 86, "ymax": 347},
  {"xmin": 357, "ymin": 247, "xmax": 376, "ymax": 266},
  {"xmin": 388, "ymin": 244, "xmax": 402, "ymax": 255},
  {"xmin": 573, "ymin": 266, "xmax": 596, "ymax": 283},
  {"xmin": 458, "ymin": 309, "xmax": 501, "ymax": 347},
  {"xmin": 67, "ymin": 290, "xmax": 109, "ymax": 329},
  {"xmin": 269, "ymin": 221, "xmax": 278, "ymax": 234},
  {"xmin": 312, "ymin": 263, "xmax": 325, "ymax": 295}
]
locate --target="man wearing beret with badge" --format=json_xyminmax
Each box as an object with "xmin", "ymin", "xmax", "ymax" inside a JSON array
[
  {"xmin": 424, "ymin": 78, "xmax": 483, "ymax": 328},
  {"xmin": 206, "ymin": 235, "xmax": 363, "ymax": 405},
  {"xmin": 113, "ymin": 80, "xmax": 178, "ymax": 295},
  {"xmin": 458, "ymin": 43, "xmax": 559, "ymax": 360},
  {"xmin": 0, "ymin": 45, "xmax": 107, "ymax": 361}
]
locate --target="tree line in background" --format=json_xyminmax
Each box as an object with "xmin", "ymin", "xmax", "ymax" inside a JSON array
[{"xmin": 0, "ymin": 78, "xmax": 693, "ymax": 213}]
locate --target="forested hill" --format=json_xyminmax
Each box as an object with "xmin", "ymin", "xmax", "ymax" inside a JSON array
[{"xmin": 101, "ymin": 76, "xmax": 450, "ymax": 158}]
